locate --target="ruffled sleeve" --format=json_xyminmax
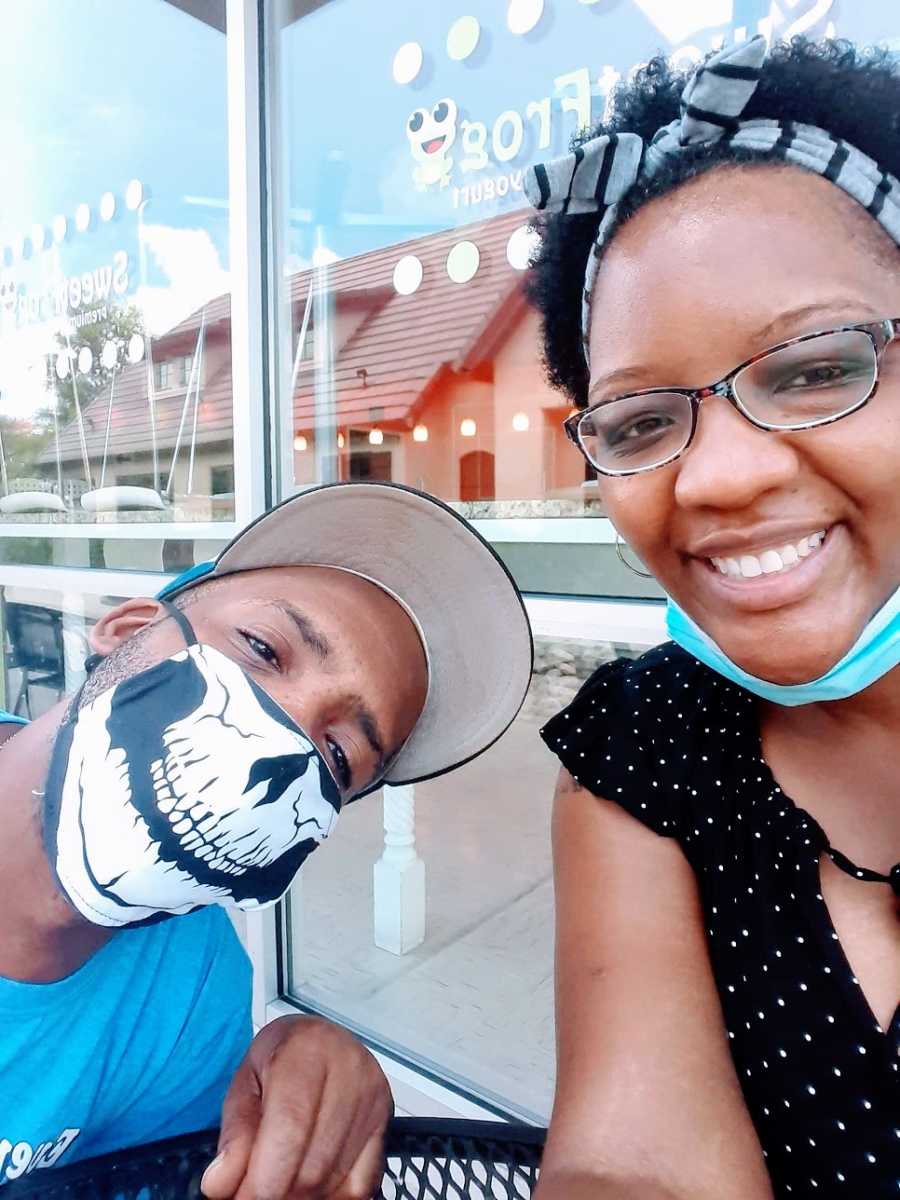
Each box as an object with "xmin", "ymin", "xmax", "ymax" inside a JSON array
[{"xmin": 540, "ymin": 645, "xmax": 726, "ymax": 840}]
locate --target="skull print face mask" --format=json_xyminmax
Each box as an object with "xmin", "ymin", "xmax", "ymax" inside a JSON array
[{"xmin": 42, "ymin": 603, "xmax": 342, "ymax": 927}]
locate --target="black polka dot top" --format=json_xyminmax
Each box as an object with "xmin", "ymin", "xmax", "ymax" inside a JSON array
[{"xmin": 541, "ymin": 644, "xmax": 899, "ymax": 1198}]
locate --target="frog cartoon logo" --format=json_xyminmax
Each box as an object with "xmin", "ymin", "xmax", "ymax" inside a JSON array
[{"xmin": 407, "ymin": 98, "xmax": 458, "ymax": 190}]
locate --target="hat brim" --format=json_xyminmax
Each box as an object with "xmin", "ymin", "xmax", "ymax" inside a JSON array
[{"xmin": 190, "ymin": 483, "xmax": 533, "ymax": 786}]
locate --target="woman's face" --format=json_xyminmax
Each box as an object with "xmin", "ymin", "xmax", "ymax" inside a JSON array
[{"xmin": 588, "ymin": 166, "xmax": 900, "ymax": 684}]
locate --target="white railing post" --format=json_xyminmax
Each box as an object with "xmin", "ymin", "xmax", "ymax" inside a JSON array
[{"xmin": 373, "ymin": 784, "xmax": 425, "ymax": 955}]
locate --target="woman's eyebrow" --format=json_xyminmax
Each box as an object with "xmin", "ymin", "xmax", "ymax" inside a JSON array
[
  {"xmin": 587, "ymin": 366, "xmax": 657, "ymax": 401},
  {"xmin": 749, "ymin": 298, "xmax": 882, "ymax": 344}
]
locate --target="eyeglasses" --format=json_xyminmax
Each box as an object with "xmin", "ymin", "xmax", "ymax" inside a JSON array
[{"xmin": 565, "ymin": 318, "xmax": 900, "ymax": 477}]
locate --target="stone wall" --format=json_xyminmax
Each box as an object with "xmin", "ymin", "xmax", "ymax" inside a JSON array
[{"xmin": 524, "ymin": 634, "xmax": 628, "ymax": 724}]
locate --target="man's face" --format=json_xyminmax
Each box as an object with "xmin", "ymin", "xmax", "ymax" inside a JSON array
[{"xmin": 87, "ymin": 566, "xmax": 429, "ymax": 801}]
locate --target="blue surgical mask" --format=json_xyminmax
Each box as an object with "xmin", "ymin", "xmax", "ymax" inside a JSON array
[{"xmin": 666, "ymin": 587, "xmax": 900, "ymax": 705}]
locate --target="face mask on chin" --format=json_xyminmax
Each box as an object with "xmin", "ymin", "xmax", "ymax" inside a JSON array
[
  {"xmin": 667, "ymin": 585, "xmax": 900, "ymax": 705},
  {"xmin": 42, "ymin": 603, "xmax": 342, "ymax": 928}
]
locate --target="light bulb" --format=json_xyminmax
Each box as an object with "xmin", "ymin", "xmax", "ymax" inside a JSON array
[
  {"xmin": 369, "ymin": 428, "xmax": 384, "ymax": 446},
  {"xmin": 337, "ymin": 432, "xmax": 345, "ymax": 449},
  {"xmin": 293, "ymin": 434, "xmax": 308, "ymax": 452},
  {"xmin": 460, "ymin": 418, "xmax": 477, "ymax": 437},
  {"xmin": 512, "ymin": 412, "xmax": 530, "ymax": 433},
  {"xmin": 412, "ymin": 424, "xmax": 429, "ymax": 443}
]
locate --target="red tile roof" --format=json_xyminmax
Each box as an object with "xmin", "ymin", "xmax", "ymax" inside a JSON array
[{"xmin": 49, "ymin": 207, "xmax": 531, "ymax": 466}]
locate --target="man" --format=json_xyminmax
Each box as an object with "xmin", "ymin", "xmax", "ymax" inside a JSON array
[{"xmin": 0, "ymin": 481, "xmax": 532, "ymax": 1199}]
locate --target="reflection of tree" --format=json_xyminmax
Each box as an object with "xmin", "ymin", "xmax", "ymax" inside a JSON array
[
  {"xmin": 51, "ymin": 304, "xmax": 145, "ymax": 427},
  {"xmin": 0, "ymin": 414, "xmax": 52, "ymax": 485}
]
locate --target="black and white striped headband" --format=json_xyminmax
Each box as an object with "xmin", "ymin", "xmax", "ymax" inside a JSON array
[{"xmin": 524, "ymin": 35, "xmax": 900, "ymax": 369}]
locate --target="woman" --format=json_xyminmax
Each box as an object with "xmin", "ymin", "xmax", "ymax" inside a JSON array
[{"xmin": 527, "ymin": 36, "xmax": 899, "ymax": 1199}]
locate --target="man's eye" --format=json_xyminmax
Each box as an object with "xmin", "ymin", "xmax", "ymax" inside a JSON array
[
  {"xmin": 240, "ymin": 630, "xmax": 280, "ymax": 668},
  {"xmin": 326, "ymin": 736, "xmax": 352, "ymax": 791}
]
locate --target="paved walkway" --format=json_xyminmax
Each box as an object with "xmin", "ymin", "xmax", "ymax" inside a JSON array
[{"xmin": 290, "ymin": 710, "xmax": 560, "ymax": 1121}]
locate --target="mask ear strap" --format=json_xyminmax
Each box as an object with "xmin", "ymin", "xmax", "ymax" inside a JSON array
[
  {"xmin": 158, "ymin": 598, "xmax": 199, "ymax": 647},
  {"xmin": 82, "ymin": 597, "xmax": 198, "ymax": 678}
]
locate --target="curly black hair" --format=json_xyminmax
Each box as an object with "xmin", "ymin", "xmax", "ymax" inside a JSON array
[{"xmin": 527, "ymin": 38, "xmax": 900, "ymax": 407}]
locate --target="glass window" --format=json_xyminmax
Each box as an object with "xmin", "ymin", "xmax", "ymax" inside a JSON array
[
  {"xmin": 0, "ymin": 585, "xmax": 125, "ymax": 719},
  {"xmin": 271, "ymin": 0, "xmax": 888, "ymax": 1118},
  {"xmin": 154, "ymin": 361, "xmax": 173, "ymax": 392},
  {"xmin": 0, "ymin": 1, "xmax": 233, "ymax": 533},
  {"xmin": 284, "ymin": 626, "xmax": 656, "ymax": 1119}
]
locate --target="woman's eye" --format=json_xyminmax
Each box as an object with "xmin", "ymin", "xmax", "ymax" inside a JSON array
[
  {"xmin": 240, "ymin": 630, "xmax": 280, "ymax": 668},
  {"xmin": 607, "ymin": 413, "xmax": 673, "ymax": 445},
  {"xmin": 326, "ymin": 736, "xmax": 352, "ymax": 791},
  {"xmin": 777, "ymin": 361, "xmax": 866, "ymax": 391}
]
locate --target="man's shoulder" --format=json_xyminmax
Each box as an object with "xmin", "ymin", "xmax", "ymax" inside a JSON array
[{"xmin": 136, "ymin": 907, "xmax": 252, "ymax": 999}]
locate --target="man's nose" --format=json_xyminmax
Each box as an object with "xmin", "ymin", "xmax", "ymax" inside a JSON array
[{"xmin": 673, "ymin": 394, "xmax": 801, "ymax": 512}]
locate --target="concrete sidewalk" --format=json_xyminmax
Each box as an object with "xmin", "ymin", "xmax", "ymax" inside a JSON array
[{"xmin": 288, "ymin": 709, "xmax": 562, "ymax": 1120}]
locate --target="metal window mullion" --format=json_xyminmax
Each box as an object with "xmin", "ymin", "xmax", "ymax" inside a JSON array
[{"xmin": 226, "ymin": 0, "xmax": 270, "ymax": 527}]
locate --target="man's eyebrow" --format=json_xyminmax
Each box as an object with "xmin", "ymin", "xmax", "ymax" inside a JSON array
[
  {"xmin": 262, "ymin": 600, "xmax": 331, "ymax": 661},
  {"xmin": 350, "ymin": 696, "xmax": 388, "ymax": 777}
]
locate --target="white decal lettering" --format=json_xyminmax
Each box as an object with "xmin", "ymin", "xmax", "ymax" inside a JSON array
[
  {"xmin": 93, "ymin": 264, "xmax": 113, "ymax": 302},
  {"xmin": 460, "ymin": 120, "xmax": 489, "ymax": 172},
  {"xmin": 555, "ymin": 67, "xmax": 591, "ymax": 133},
  {"xmin": 525, "ymin": 97, "xmax": 552, "ymax": 150},
  {"xmin": 112, "ymin": 249, "xmax": 129, "ymax": 295},
  {"xmin": 492, "ymin": 108, "xmax": 525, "ymax": 163}
]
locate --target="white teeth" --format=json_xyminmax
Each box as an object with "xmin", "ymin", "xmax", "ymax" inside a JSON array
[
  {"xmin": 158, "ymin": 794, "xmax": 176, "ymax": 815},
  {"xmin": 183, "ymin": 833, "xmax": 202, "ymax": 851},
  {"xmin": 172, "ymin": 818, "xmax": 191, "ymax": 835},
  {"xmin": 710, "ymin": 529, "xmax": 827, "ymax": 581}
]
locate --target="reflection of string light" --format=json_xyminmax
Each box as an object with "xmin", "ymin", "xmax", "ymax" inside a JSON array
[
  {"xmin": 31, "ymin": 225, "xmax": 46, "ymax": 253},
  {"xmin": 412, "ymin": 424, "xmax": 429, "ymax": 443},
  {"xmin": 293, "ymin": 434, "xmax": 308, "ymax": 452},
  {"xmin": 100, "ymin": 192, "xmax": 116, "ymax": 222},
  {"xmin": 460, "ymin": 418, "xmax": 477, "ymax": 437},
  {"xmin": 512, "ymin": 412, "xmax": 530, "ymax": 432},
  {"xmin": 369, "ymin": 428, "xmax": 384, "ymax": 446},
  {"xmin": 52, "ymin": 215, "xmax": 68, "ymax": 243},
  {"xmin": 75, "ymin": 204, "xmax": 91, "ymax": 233},
  {"xmin": 337, "ymin": 432, "xmax": 345, "ymax": 449}
]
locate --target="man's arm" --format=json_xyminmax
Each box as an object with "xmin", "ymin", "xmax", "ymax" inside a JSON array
[{"xmin": 202, "ymin": 1015, "xmax": 393, "ymax": 1200}]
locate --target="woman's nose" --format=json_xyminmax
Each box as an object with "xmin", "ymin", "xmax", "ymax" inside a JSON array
[{"xmin": 673, "ymin": 394, "xmax": 801, "ymax": 511}]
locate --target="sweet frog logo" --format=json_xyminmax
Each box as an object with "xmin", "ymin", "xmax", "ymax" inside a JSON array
[{"xmin": 407, "ymin": 98, "xmax": 458, "ymax": 190}]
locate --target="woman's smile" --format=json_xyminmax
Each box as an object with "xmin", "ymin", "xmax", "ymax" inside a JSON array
[{"xmin": 686, "ymin": 522, "xmax": 842, "ymax": 614}]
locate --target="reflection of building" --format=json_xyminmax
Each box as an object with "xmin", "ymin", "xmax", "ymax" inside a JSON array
[
  {"xmin": 45, "ymin": 211, "xmax": 587, "ymax": 516},
  {"xmin": 289, "ymin": 211, "xmax": 585, "ymax": 504},
  {"xmin": 43, "ymin": 297, "xmax": 235, "ymax": 522}
]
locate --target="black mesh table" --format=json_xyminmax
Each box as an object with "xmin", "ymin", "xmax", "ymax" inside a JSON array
[{"xmin": 5, "ymin": 1118, "xmax": 546, "ymax": 1199}]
